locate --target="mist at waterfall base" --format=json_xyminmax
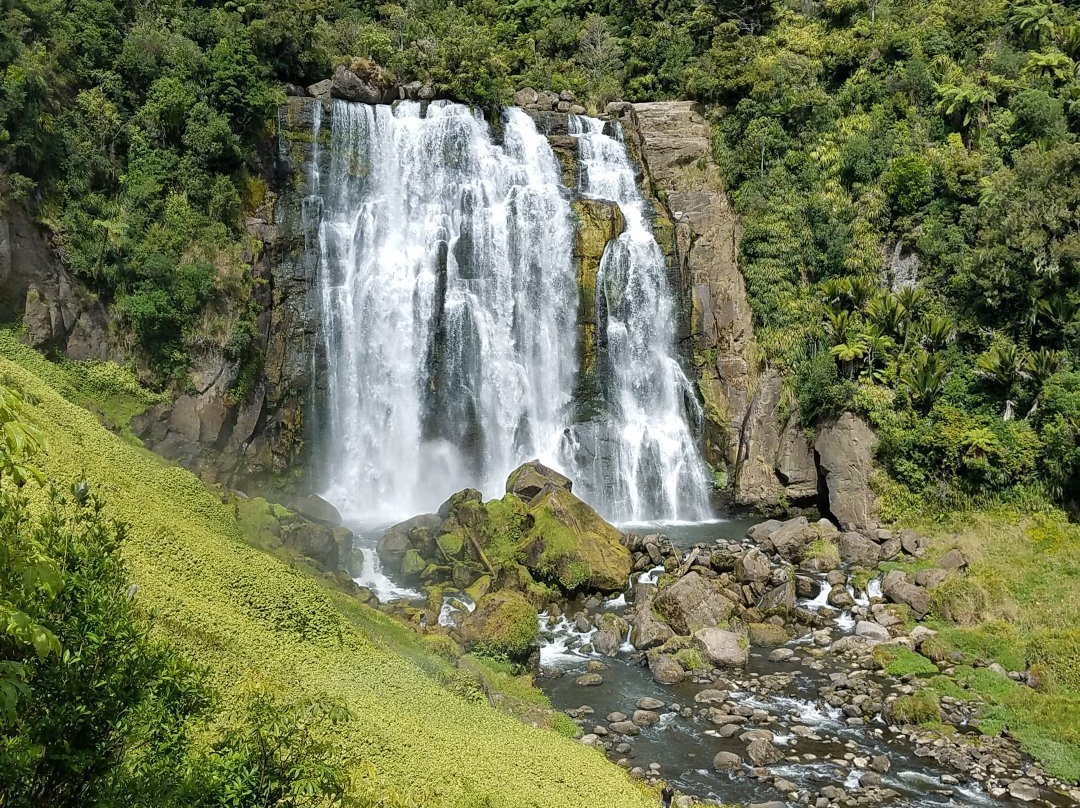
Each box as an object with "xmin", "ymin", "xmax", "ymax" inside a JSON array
[{"xmin": 306, "ymin": 100, "xmax": 711, "ymax": 525}]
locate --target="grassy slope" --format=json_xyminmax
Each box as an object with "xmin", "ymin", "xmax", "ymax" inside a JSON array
[
  {"xmin": 901, "ymin": 511, "xmax": 1080, "ymax": 780},
  {"xmin": 0, "ymin": 342, "xmax": 656, "ymax": 808}
]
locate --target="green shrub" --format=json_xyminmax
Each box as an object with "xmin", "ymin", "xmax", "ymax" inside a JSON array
[{"xmin": 889, "ymin": 690, "xmax": 941, "ymax": 724}]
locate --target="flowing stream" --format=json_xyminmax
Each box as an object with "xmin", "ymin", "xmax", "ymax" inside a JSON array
[
  {"xmin": 305, "ymin": 101, "xmax": 711, "ymax": 524},
  {"xmin": 528, "ymin": 522, "xmax": 1058, "ymax": 808}
]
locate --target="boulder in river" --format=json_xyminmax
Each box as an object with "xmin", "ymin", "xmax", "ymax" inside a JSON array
[
  {"xmin": 592, "ymin": 612, "xmax": 629, "ymax": 656},
  {"xmin": 632, "ymin": 585, "xmax": 675, "ymax": 649},
  {"xmin": 745, "ymin": 737, "xmax": 784, "ymax": 766},
  {"xmin": 377, "ymin": 462, "xmax": 630, "ymax": 595},
  {"xmin": 713, "ymin": 751, "xmax": 742, "ymax": 770},
  {"xmin": 693, "ymin": 627, "xmax": 749, "ymax": 667},
  {"xmin": 653, "ymin": 571, "xmax": 737, "ymax": 634},
  {"xmin": 519, "ymin": 482, "xmax": 631, "ymax": 592},
  {"xmin": 460, "ymin": 590, "xmax": 539, "ymax": 664},
  {"xmin": 647, "ymin": 650, "xmax": 685, "ymax": 684}
]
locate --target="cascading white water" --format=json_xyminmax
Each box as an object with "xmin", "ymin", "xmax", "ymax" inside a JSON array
[
  {"xmin": 307, "ymin": 100, "xmax": 712, "ymax": 525},
  {"xmin": 558, "ymin": 116, "xmax": 712, "ymax": 523},
  {"xmin": 309, "ymin": 101, "xmax": 576, "ymax": 522}
]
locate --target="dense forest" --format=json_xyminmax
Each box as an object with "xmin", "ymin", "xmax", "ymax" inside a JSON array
[{"xmin": 3, "ymin": 0, "xmax": 1078, "ymax": 515}]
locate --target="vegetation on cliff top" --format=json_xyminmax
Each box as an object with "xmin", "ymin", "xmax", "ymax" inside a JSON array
[{"xmin": 0, "ymin": 343, "xmax": 656, "ymax": 807}]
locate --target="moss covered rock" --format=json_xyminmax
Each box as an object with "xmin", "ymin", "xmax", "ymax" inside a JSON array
[
  {"xmin": 401, "ymin": 549, "xmax": 427, "ymax": 580},
  {"xmin": 520, "ymin": 485, "xmax": 631, "ymax": 593},
  {"xmin": 461, "ymin": 590, "xmax": 540, "ymax": 664}
]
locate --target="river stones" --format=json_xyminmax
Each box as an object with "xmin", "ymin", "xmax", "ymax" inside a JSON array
[
  {"xmin": 881, "ymin": 569, "xmax": 931, "ymax": 617},
  {"xmin": 870, "ymin": 754, "xmax": 891, "ymax": 773},
  {"xmin": 693, "ymin": 688, "xmax": 729, "ymax": 704},
  {"xmin": 839, "ymin": 531, "xmax": 882, "ymax": 566},
  {"xmin": 759, "ymin": 579, "xmax": 796, "ymax": 612},
  {"xmin": 713, "ymin": 751, "xmax": 742, "ymax": 770},
  {"xmin": 653, "ymin": 571, "xmax": 737, "ymax": 634},
  {"xmin": 693, "ymin": 627, "xmax": 749, "ymax": 667},
  {"xmin": 609, "ymin": 720, "xmax": 639, "ymax": 736},
  {"xmin": 1007, "ymin": 780, "xmax": 1041, "ymax": 801},
  {"xmin": 765, "ymin": 517, "xmax": 811, "ymax": 561},
  {"xmin": 637, "ymin": 697, "xmax": 665, "ymax": 710},
  {"xmin": 647, "ymin": 651, "xmax": 685, "ymax": 684},
  {"xmin": 632, "ymin": 709, "xmax": 660, "ymax": 727},
  {"xmin": 575, "ymin": 672, "xmax": 603, "ymax": 686},
  {"xmin": 592, "ymin": 613, "xmax": 629, "ymax": 655},
  {"xmin": 739, "ymin": 729, "xmax": 774, "ymax": 743},
  {"xmin": 768, "ymin": 647, "xmax": 796, "ymax": 662},
  {"xmin": 736, "ymin": 547, "xmax": 771, "ymax": 581},
  {"xmin": 748, "ymin": 622, "xmax": 789, "ymax": 646},
  {"xmin": 746, "ymin": 737, "xmax": 784, "ymax": 766},
  {"xmin": 854, "ymin": 620, "xmax": 890, "ymax": 642}
]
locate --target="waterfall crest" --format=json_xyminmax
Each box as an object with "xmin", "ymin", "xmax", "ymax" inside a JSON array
[
  {"xmin": 558, "ymin": 116, "xmax": 712, "ymax": 523},
  {"xmin": 310, "ymin": 101, "xmax": 576, "ymax": 522}
]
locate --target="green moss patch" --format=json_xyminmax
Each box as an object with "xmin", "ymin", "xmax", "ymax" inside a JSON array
[
  {"xmin": 873, "ymin": 644, "xmax": 938, "ymax": 677},
  {"xmin": 889, "ymin": 691, "xmax": 941, "ymax": 725}
]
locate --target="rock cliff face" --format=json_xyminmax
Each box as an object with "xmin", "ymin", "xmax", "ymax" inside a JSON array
[
  {"xmin": 0, "ymin": 207, "xmax": 112, "ymax": 361},
  {"xmin": 608, "ymin": 101, "xmax": 821, "ymax": 511},
  {"xmin": 132, "ymin": 99, "xmax": 320, "ymax": 489}
]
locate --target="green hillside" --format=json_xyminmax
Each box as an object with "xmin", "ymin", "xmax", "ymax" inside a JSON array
[{"xmin": 0, "ymin": 339, "xmax": 655, "ymax": 808}]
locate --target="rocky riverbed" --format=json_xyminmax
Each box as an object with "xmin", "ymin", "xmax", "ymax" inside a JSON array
[
  {"xmin": 350, "ymin": 461, "xmax": 1079, "ymax": 808},
  {"xmin": 524, "ymin": 520, "xmax": 1080, "ymax": 808}
]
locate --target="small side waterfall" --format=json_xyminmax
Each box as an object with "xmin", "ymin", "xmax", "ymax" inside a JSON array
[
  {"xmin": 558, "ymin": 116, "xmax": 712, "ymax": 523},
  {"xmin": 309, "ymin": 101, "xmax": 576, "ymax": 522}
]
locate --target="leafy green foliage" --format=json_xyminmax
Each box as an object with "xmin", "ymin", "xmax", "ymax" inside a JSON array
[{"xmin": 0, "ymin": 379, "xmax": 351, "ymax": 808}]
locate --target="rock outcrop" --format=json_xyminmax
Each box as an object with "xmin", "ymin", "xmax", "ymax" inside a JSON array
[
  {"xmin": 609, "ymin": 101, "xmax": 756, "ymax": 489},
  {"xmin": 0, "ymin": 206, "xmax": 112, "ymax": 361},
  {"xmin": 815, "ymin": 412, "xmax": 879, "ymax": 531},
  {"xmin": 377, "ymin": 461, "xmax": 631, "ymax": 596},
  {"xmin": 731, "ymin": 369, "xmax": 818, "ymax": 508},
  {"xmin": 132, "ymin": 95, "xmax": 324, "ymax": 489},
  {"xmin": 460, "ymin": 590, "xmax": 539, "ymax": 664}
]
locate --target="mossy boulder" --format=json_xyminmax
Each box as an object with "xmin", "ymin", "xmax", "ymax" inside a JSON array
[
  {"xmin": 237, "ymin": 496, "xmax": 353, "ymax": 574},
  {"xmin": 376, "ymin": 463, "xmax": 629, "ymax": 596},
  {"xmin": 748, "ymin": 622, "xmax": 789, "ymax": 646},
  {"xmin": 460, "ymin": 590, "xmax": 540, "ymax": 664},
  {"xmin": 520, "ymin": 485, "xmax": 631, "ymax": 593},
  {"xmin": 401, "ymin": 549, "xmax": 427, "ymax": 580},
  {"xmin": 436, "ymin": 531, "xmax": 464, "ymax": 559},
  {"xmin": 377, "ymin": 512, "xmax": 442, "ymax": 571}
]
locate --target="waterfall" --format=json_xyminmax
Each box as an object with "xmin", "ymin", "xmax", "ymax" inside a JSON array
[
  {"xmin": 309, "ymin": 101, "xmax": 576, "ymax": 522},
  {"xmin": 305, "ymin": 100, "xmax": 711, "ymax": 524},
  {"xmin": 557, "ymin": 116, "xmax": 712, "ymax": 523}
]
